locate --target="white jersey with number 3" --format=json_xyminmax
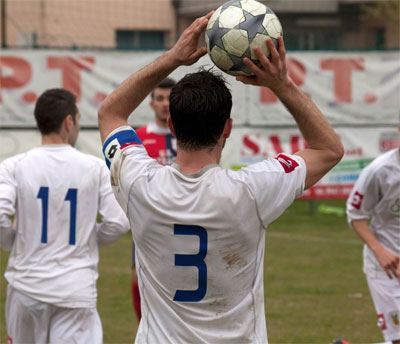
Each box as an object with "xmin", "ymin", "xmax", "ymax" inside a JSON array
[
  {"xmin": 103, "ymin": 127, "xmax": 306, "ymax": 343},
  {"xmin": 0, "ymin": 145, "xmax": 129, "ymax": 308}
]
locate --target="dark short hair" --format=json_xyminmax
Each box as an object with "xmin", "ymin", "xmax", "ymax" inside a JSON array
[
  {"xmin": 169, "ymin": 70, "xmax": 232, "ymax": 150},
  {"xmin": 151, "ymin": 77, "xmax": 176, "ymax": 99},
  {"xmin": 34, "ymin": 89, "xmax": 78, "ymax": 135}
]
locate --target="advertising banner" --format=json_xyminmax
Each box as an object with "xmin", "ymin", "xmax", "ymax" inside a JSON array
[
  {"xmin": 1, "ymin": 49, "xmax": 399, "ymax": 199},
  {"xmin": 1, "ymin": 50, "xmax": 399, "ymax": 127}
]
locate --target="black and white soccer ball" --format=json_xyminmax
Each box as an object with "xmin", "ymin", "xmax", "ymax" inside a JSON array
[{"xmin": 205, "ymin": 0, "xmax": 283, "ymax": 76}]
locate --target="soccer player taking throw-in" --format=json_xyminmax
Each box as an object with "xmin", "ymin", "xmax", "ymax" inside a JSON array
[{"xmin": 98, "ymin": 12, "xmax": 344, "ymax": 344}]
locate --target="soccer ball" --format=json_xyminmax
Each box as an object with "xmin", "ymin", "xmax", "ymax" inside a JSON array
[{"xmin": 205, "ymin": 0, "xmax": 283, "ymax": 76}]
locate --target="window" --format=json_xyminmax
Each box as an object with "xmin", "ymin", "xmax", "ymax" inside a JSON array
[
  {"xmin": 16, "ymin": 32, "xmax": 37, "ymax": 47},
  {"xmin": 375, "ymin": 28, "xmax": 386, "ymax": 50},
  {"xmin": 116, "ymin": 30, "xmax": 165, "ymax": 49},
  {"xmin": 284, "ymin": 31, "xmax": 342, "ymax": 50}
]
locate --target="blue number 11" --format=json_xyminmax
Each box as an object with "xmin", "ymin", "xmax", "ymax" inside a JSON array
[{"xmin": 37, "ymin": 187, "xmax": 78, "ymax": 245}]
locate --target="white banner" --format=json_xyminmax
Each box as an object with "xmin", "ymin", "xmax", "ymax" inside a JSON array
[
  {"xmin": 1, "ymin": 50, "xmax": 399, "ymax": 127},
  {"xmin": 1, "ymin": 127, "xmax": 399, "ymax": 199}
]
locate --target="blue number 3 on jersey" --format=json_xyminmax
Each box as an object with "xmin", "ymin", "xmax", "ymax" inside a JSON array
[{"xmin": 173, "ymin": 224, "xmax": 208, "ymax": 302}]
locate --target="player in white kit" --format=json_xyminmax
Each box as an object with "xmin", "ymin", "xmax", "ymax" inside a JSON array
[
  {"xmin": 0, "ymin": 89, "xmax": 130, "ymax": 344},
  {"xmin": 98, "ymin": 13, "xmax": 344, "ymax": 343},
  {"xmin": 347, "ymin": 148, "xmax": 400, "ymax": 343}
]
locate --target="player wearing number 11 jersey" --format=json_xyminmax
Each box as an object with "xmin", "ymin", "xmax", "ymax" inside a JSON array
[
  {"xmin": 0, "ymin": 89, "xmax": 130, "ymax": 344},
  {"xmin": 98, "ymin": 13, "xmax": 343, "ymax": 344}
]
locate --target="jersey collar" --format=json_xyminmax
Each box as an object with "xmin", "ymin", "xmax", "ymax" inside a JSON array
[{"xmin": 171, "ymin": 163, "xmax": 219, "ymax": 179}]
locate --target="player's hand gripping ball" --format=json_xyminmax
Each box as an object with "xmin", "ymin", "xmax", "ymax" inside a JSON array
[{"xmin": 206, "ymin": 0, "xmax": 283, "ymax": 76}]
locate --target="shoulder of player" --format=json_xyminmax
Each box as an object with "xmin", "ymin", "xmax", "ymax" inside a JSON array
[
  {"xmin": 60, "ymin": 148, "xmax": 106, "ymax": 172},
  {"xmin": 78, "ymin": 151, "xmax": 106, "ymax": 167},
  {"xmin": 380, "ymin": 148, "xmax": 400, "ymax": 166},
  {"xmin": 230, "ymin": 155, "xmax": 303, "ymax": 178},
  {"xmin": 363, "ymin": 150, "xmax": 396, "ymax": 176},
  {"xmin": 224, "ymin": 159, "xmax": 279, "ymax": 189},
  {"xmin": 0, "ymin": 151, "xmax": 31, "ymax": 171}
]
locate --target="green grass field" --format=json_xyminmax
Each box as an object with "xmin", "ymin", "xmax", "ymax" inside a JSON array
[{"xmin": 0, "ymin": 200, "xmax": 383, "ymax": 343}]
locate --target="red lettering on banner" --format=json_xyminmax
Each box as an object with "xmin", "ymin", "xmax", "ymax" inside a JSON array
[
  {"xmin": 320, "ymin": 58, "xmax": 364, "ymax": 103},
  {"xmin": 270, "ymin": 135, "xmax": 284, "ymax": 154},
  {"xmin": 380, "ymin": 137, "xmax": 400, "ymax": 152},
  {"xmin": 242, "ymin": 134, "xmax": 260, "ymax": 156},
  {"xmin": 345, "ymin": 147, "xmax": 363, "ymax": 156},
  {"xmin": 260, "ymin": 58, "xmax": 306, "ymax": 103},
  {"xmin": 47, "ymin": 57, "xmax": 95, "ymax": 101},
  {"xmin": 260, "ymin": 87, "xmax": 276, "ymax": 103},
  {"xmin": 241, "ymin": 134, "xmax": 307, "ymax": 157},
  {"xmin": 301, "ymin": 184, "xmax": 355, "ymax": 200},
  {"xmin": 290, "ymin": 135, "xmax": 299, "ymax": 153},
  {"xmin": 289, "ymin": 59, "xmax": 307, "ymax": 86},
  {"xmin": 0, "ymin": 57, "xmax": 32, "ymax": 102}
]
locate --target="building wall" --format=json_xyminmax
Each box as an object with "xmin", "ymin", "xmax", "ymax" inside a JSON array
[
  {"xmin": 1, "ymin": 0, "xmax": 177, "ymax": 48},
  {"xmin": 177, "ymin": 0, "xmax": 399, "ymax": 50},
  {"xmin": 0, "ymin": 0, "xmax": 398, "ymax": 50}
]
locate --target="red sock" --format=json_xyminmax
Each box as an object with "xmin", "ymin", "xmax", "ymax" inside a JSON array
[{"xmin": 131, "ymin": 279, "xmax": 141, "ymax": 321}]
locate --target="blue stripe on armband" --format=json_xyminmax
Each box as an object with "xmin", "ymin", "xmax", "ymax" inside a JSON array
[{"xmin": 102, "ymin": 129, "xmax": 142, "ymax": 169}]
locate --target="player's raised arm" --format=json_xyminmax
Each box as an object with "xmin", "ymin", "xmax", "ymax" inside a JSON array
[
  {"xmin": 237, "ymin": 37, "xmax": 344, "ymax": 189},
  {"xmin": 98, "ymin": 12, "xmax": 213, "ymax": 144}
]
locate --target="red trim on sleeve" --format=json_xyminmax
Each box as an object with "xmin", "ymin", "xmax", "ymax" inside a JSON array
[
  {"xmin": 350, "ymin": 191, "xmax": 364, "ymax": 210},
  {"xmin": 377, "ymin": 314, "xmax": 387, "ymax": 330},
  {"xmin": 120, "ymin": 142, "xmax": 141, "ymax": 150},
  {"xmin": 275, "ymin": 154, "xmax": 299, "ymax": 173}
]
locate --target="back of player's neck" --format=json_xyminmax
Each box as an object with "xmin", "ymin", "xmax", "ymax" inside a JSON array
[
  {"xmin": 175, "ymin": 147, "xmax": 220, "ymax": 174},
  {"xmin": 41, "ymin": 133, "xmax": 69, "ymax": 145}
]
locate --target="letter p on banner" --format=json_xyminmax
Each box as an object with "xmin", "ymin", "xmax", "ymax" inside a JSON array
[{"xmin": 0, "ymin": 57, "xmax": 32, "ymax": 102}]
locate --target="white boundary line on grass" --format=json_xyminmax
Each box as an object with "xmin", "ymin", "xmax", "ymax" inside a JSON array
[{"xmin": 267, "ymin": 231, "xmax": 362, "ymax": 245}]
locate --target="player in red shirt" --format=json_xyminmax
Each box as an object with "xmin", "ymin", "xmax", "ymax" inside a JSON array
[
  {"xmin": 136, "ymin": 78, "xmax": 177, "ymax": 165},
  {"xmin": 131, "ymin": 78, "xmax": 177, "ymax": 321}
]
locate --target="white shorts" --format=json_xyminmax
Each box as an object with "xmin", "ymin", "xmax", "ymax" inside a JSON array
[
  {"xmin": 6, "ymin": 285, "xmax": 103, "ymax": 344},
  {"xmin": 366, "ymin": 275, "xmax": 400, "ymax": 342}
]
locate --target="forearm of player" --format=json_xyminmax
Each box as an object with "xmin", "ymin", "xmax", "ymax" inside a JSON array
[
  {"xmin": 352, "ymin": 219, "xmax": 384, "ymax": 252},
  {"xmin": 97, "ymin": 189, "xmax": 131, "ymax": 246},
  {"xmin": 276, "ymin": 82, "xmax": 339, "ymax": 151},
  {"xmin": 237, "ymin": 38, "xmax": 343, "ymax": 189},
  {"xmin": 98, "ymin": 53, "xmax": 179, "ymax": 143},
  {"xmin": 98, "ymin": 13, "xmax": 212, "ymax": 144},
  {"xmin": 96, "ymin": 222, "xmax": 129, "ymax": 247},
  {"xmin": 0, "ymin": 188, "xmax": 16, "ymax": 250},
  {"xmin": 352, "ymin": 219, "xmax": 400, "ymax": 279},
  {"xmin": 277, "ymin": 81, "xmax": 344, "ymax": 188},
  {"xmin": 0, "ymin": 215, "xmax": 15, "ymax": 251}
]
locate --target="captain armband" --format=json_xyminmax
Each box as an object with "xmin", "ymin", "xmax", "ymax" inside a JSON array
[{"xmin": 102, "ymin": 127, "xmax": 142, "ymax": 169}]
